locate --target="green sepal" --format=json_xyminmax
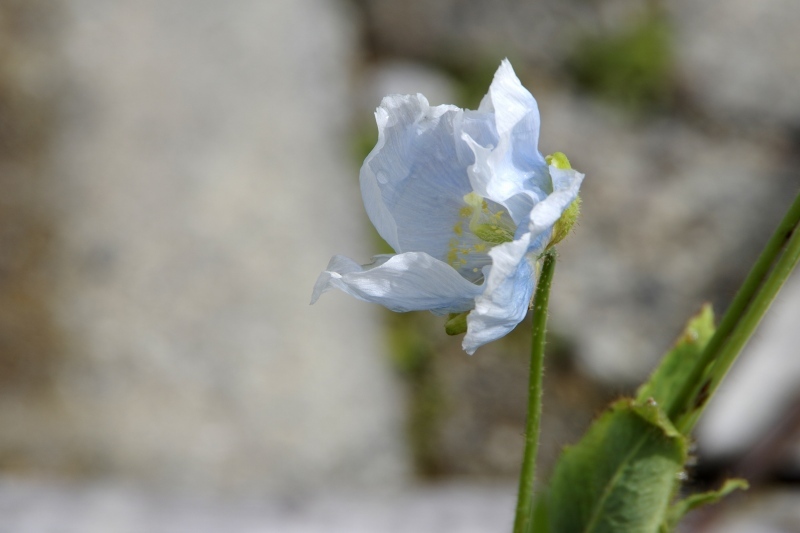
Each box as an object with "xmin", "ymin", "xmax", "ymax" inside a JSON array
[
  {"xmin": 545, "ymin": 152, "xmax": 581, "ymax": 248},
  {"xmin": 445, "ymin": 312, "xmax": 468, "ymax": 335},
  {"xmin": 546, "ymin": 152, "xmax": 572, "ymax": 170},
  {"xmin": 660, "ymin": 478, "xmax": 748, "ymax": 532},
  {"xmin": 550, "ymin": 196, "xmax": 582, "ymax": 248},
  {"xmin": 547, "ymin": 398, "xmax": 688, "ymax": 533},
  {"xmin": 636, "ymin": 304, "xmax": 715, "ymax": 431}
]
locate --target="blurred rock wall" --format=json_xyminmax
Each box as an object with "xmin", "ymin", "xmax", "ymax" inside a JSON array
[
  {"xmin": 0, "ymin": 0, "xmax": 409, "ymax": 492},
  {"xmin": 0, "ymin": 2, "xmax": 60, "ymax": 396},
  {"xmin": 2, "ymin": 0, "xmax": 799, "ymax": 492}
]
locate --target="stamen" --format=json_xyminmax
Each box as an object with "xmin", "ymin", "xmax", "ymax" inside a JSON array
[{"xmin": 447, "ymin": 192, "xmax": 517, "ymax": 269}]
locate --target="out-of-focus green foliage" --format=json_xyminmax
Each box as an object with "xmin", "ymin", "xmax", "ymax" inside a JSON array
[
  {"xmin": 386, "ymin": 313, "xmax": 447, "ymax": 475},
  {"xmin": 567, "ymin": 13, "xmax": 674, "ymax": 113}
]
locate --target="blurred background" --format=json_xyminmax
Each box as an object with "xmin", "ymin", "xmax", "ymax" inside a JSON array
[{"xmin": 1, "ymin": 0, "xmax": 799, "ymax": 531}]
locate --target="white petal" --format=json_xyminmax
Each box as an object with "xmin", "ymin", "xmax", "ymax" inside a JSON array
[
  {"xmin": 463, "ymin": 233, "xmax": 535, "ymax": 354},
  {"xmin": 463, "ymin": 60, "xmax": 549, "ymax": 222},
  {"xmin": 311, "ymin": 252, "xmax": 483, "ymax": 315},
  {"xmin": 360, "ymin": 94, "xmax": 474, "ymax": 259},
  {"xmin": 478, "ymin": 59, "xmax": 539, "ymax": 140},
  {"xmin": 462, "ymin": 133, "xmax": 548, "ymax": 223}
]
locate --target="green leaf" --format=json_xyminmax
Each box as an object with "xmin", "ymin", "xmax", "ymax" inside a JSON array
[
  {"xmin": 530, "ymin": 490, "xmax": 550, "ymax": 533},
  {"xmin": 636, "ymin": 304, "xmax": 715, "ymax": 423},
  {"xmin": 661, "ymin": 478, "xmax": 748, "ymax": 532},
  {"xmin": 548, "ymin": 399, "xmax": 688, "ymax": 533}
]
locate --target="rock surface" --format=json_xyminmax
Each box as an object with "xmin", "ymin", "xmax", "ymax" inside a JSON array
[
  {"xmin": 0, "ymin": 478, "xmax": 516, "ymax": 533},
  {"xmin": 669, "ymin": 0, "xmax": 800, "ymax": 128},
  {"xmin": 358, "ymin": 0, "xmax": 652, "ymax": 68},
  {"xmin": 0, "ymin": 0, "xmax": 408, "ymax": 492}
]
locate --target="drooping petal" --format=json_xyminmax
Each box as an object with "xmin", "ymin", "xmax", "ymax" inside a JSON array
[
  {"xmin": 360, "ymin": 94, "xmax": 475, "ymax": 259},
  {"xmin": 311, "ymin": 252, "xmax": 483, "ymax": 315},
  {"xmin": 463, "ymin": 233, "xmax": 535, "ymax": 354}
]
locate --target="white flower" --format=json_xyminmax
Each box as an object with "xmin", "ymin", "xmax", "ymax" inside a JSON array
[{"xmin": 312, "ymin": 60, "xmax": 584, "ymax": 354}]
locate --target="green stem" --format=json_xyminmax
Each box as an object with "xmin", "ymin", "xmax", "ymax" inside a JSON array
[
  {"xmin": 670, "ymin": 191, "xmax": 800, "ymax": 432},
  {"xmin": 513, "ymin": 250, "xmax": 556, "ymax": 533}
]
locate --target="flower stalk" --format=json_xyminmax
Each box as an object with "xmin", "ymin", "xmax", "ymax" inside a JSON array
[{"xmin": 513, "ymin": 250, "xmax": 556, "ymax": 533}]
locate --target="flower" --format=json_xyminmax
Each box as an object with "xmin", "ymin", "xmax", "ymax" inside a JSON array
[{"xmin": 311, "ymin": 60, "xmax": 584, "ymax": 354}]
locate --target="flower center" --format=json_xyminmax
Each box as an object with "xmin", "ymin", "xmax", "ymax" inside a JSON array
[{"xmin": 446, "ymin": 192, "xmax": 516, "ymax": 272}]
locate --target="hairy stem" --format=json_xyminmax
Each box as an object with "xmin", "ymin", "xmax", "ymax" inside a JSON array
[{"xmin": 513, "ymin": 250, "xmax": 556, "ymax": 533}]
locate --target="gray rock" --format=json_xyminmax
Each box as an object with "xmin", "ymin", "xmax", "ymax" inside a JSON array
[
  {"xmin": 360, "ymin": 60, "xmax": 458, "ymax": 112},
  {"xmin": 669, "ymin": 0, "xmax": 800, "ymax": 127},
  {"xmin": 0, "ymin": 0, "xmax": 409, "ymax": 492},
  {"xmin": 0, "ymin": 477, "xmax": 516, "ymax": 533},
  {"xmin": 358, "ymin": 0, "xmax": 652, "ymax": 68}
]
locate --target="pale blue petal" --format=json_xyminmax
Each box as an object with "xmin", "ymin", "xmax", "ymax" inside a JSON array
[
  {"xmin": 311, "ymin": 252, "xmax": 483, "ymax": 315},
  {"xmin": 526, "ymin": 166, "xmax": 585, "ymax": 256},
  {"xmin": 360, "ymin": 94, "xmax": 474, "ymax": 259},
  {"xmin": 480, "ymin": 60, "xmax": 548, "ymax": 174},
  {"xmin": 463, "ymin": 60, "xmax": 550, "ymax": 222},
  {"xmin": 462, "ymin": 135, "xmax": 548, "ymax": 223},
  {"xmin": 463, "ymin": 234, "xmax": 535, "ymax": 354},
  {"xmin": 478, "ymin": 59, "xmax": 538, "ymax": 143}
]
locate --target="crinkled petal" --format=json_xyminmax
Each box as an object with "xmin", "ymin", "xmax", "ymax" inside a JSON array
[
  {"xmin": 462, "ymin": 135, "xmax": 548, "ymax": 223},
  {"xmin": 478, "ymin": 59, "xmax": 539, "ymax": 143},
  {"xmin": 360, "ymin": 94, "xmax": 474, "ymax": 258},
  {"xmin": 463, "ymin": 60, "xmax": 550, "ymax": 222},
  {"xmin": 463, "ymin": 233, "xmax": 535, "ymax": 354},
  {"xmin": 311, "ymin": 252, "xmax": 483, "ymax": 315}
]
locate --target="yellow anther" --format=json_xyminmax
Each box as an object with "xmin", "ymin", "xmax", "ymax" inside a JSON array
[
  {"xmin": 446, "ymin": 237, "xmax": 460, "ymax": 266},
  {"xmin": 447, "ymin": 249, "xmax": 458, "ymax": 265}
]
